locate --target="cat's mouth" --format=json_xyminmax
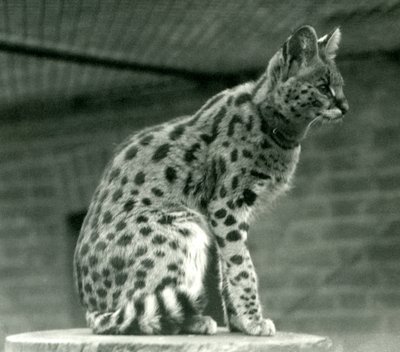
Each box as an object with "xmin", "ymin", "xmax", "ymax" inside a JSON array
[{"xmin": 321, "ymin": 107, "xmax": 343, "ymax": 123}]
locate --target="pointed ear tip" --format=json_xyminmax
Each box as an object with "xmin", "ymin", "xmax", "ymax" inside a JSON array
[
  {"xmin": 333, "ymin": 27, "xmax": 342, "ymax": 36},
  {"xmin": 296, "ymin": 25, "xmax": 317, "ymax": 35}
]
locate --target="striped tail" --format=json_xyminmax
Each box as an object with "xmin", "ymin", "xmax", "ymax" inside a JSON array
[{"xmin": 86, "ymin": 288, "xmax": 203, "ymax": 335}]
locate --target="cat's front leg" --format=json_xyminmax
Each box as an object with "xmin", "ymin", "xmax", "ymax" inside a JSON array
[{"xmin": 208, "ymin": 199, "xmax": 276, "ymax": 336}]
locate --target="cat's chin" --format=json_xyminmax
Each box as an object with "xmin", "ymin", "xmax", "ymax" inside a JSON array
[{"xmin": 321, "ymin": 108, "xmax": 343, "ymax": 123}]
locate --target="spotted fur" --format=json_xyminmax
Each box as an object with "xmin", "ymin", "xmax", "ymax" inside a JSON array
[{"xmin": 74, "ymin": 25, "xmax": 348, "ymax": 336}]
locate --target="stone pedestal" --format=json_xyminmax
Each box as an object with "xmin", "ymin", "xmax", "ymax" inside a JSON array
[{"xmin": 6, "ymin": 328, "xmax": 333, "ymax": 352}]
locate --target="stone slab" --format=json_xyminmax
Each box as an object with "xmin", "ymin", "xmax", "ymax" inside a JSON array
[{"xmin": 6, "ymin": 328, "xmax": 333, "ymax": 352}]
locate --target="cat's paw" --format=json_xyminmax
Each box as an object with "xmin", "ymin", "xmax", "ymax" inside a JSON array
[
  {"xmin": 183, "ymin": 315, "xmax": 218, "ymax": 335},
  {"xmin": 230, "ymin": 316, "xmax": 276, "ymax": 336}
]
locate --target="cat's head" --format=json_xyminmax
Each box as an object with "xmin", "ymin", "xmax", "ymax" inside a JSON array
[{"xmin": 261, "ymin": 25, "xmax": 349, "ymax": 124}]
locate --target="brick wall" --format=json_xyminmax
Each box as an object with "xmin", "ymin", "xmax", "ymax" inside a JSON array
[{"xmin": 1, "ymin": 57, "xmax": 399, "ymax": 349}]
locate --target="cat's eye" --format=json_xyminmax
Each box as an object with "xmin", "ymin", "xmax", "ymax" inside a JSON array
[{"xmin": 317, "ymin": 83, "xmax": 330, "ymax": 95}]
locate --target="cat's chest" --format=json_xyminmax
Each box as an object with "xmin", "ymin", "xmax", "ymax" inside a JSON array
[{"xmin": 253, "ymin": 146, "xmax": 300, "ymax": 199}]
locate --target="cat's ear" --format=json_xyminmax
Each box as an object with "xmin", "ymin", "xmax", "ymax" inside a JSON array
[
  {"xmin": 282, "ymin": 25, "xmax": 319, "ymax": 78},
  {"xmin": 318, "ymin": 27, "xmax": 341, "ymax": 60}
]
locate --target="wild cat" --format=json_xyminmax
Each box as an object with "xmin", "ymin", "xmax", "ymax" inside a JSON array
[{"xmin": 74, "ymin": 25, "xmax": 348, "ymax": 336}]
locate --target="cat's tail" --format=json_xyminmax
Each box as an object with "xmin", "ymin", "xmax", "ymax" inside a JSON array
[{"xmin": 86, "ymin": 287, "xmax": 215, "ymax": 335}]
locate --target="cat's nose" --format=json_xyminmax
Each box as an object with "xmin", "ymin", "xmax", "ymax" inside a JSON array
[{"xmin": 336, "ymin": 98, "xmax": 349, "ymax": 115}]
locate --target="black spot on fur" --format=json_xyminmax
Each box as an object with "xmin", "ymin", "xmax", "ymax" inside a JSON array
[
  {"xmin": 235, "ymin": 271, "xmax": 249, "ymax": 281},
  {"xmin": 230, "ymin": 149, "xmax": 238, "ymax": 162},
  {"xmin": 215, "ymin": 208, "xmax": 227, "ymax": 219},
  {"xmin": 102, "ymin": 211, "xmax": 113, "ymax": 224},
  {"xmin": 125, "ymin": 146, "xmax": 138, "ymax": 160},
  {"xmin": 226, "ymin": 200, "xmax": 235, "ymax": 210},
  {"xmin": 134, "ymin": 280, "xmax": 146, "ymax": 289},
  {"xmin": 82, "ymin": 266, "xmax": 89, "ymax": 276},
  {"xmin": 250, "ymin": 170, "xmax": 271, "ymax": 180},
  {"xmin": 110, "ymin": 256, "xmax": 125, "ymax": 271},
  {"xmin": 90, "ymin": 231, "xmax": 99, "ymax": 243},
  {"xmin": 226, "ymin": 230, "xmax": 241, "ymax": 242},
  {"xmin": 134, "ymin": 171, "xmax": 145, "ymax": 185},
  {"xmin": 242, "ymin": 149, "xmax": 253, "ymax": 158},
  {"xmin": 183, "ymin": 172, "xmax": 193, "ymax": 195},
  {"xmin": 99, "ymin": 190, "xmax": 109, "ymax": 203},
  {"xmin": 97, "ymin": 288, "xmax": 107, "ymax": 298},
  {"xmin": 136, "ymin": 270, "xmax": 147, "ymax": 278},
  {"xmin": 139, "ymin": 226, "xmax": 153, "ymax": 236},
  {"xmin": 246, "ymin": 115, "xmax": 254, "ymax": 131},
  {"xmin": 141, "ymin": 258, "xmax": 155, "ymax": 269},
  {"xmin": 109, "ymin": 168, "xmax": 121, "ymax": 182},
  {"xmin": 152, "ymin": 143, "xmax": 171, "ymax": 161},
  {"xmin": 88, "ymin": 297, "xmax": 97, "ymax": 307},
  {"xmin": 184, "ymin": 143, "xmax": 201, "ymax": 163},
  {"xmin": 152, "ymin": 234, "xmax": 167, "ymax": 245},
  {"xmin": 210, "ymin": 220, "xmax": 218, "ymax": 227},
  {"xmin": 121, "ymin": 176, "xmax": 128, "ymax": 185},
  {"xmin": 234, "ymin": 93, "xmax": 251, "ymax": 106},
  {"xmin": 106, "ymin": 232, "xmax": 115, "ymax": 241},
  {"xmin": 80, "ymin": 244, "xmax": 89, "ymax": 256},
  {"xmin": 115, "ymin": 272, "xmax": 128, "ymax": 285},
  {"xmin": 228, "ymin": 114, "xmax": 243, "ymax": 136},
  {"xmin": 219, "ymin": 185, "xmax": 227, "ymax": 198},
  {"xmin": 156, "ymin": 276, "xmax": 177, "ymax": 291},
  {"xmin": 116, "ymin": 220, "xmax": 127, "ymax": 232},
  {"xmin": 112, "ymin": 189, "xmax": 123, "ymax": 202},
  {"xmin": 112, "ymin": 290, "xmax": 121, "ymax": 300},
  {"xmin": 230, "ymin": 255, "xmax": 244, "ymax": 265},
  {"xmin": 136, "ymin": 215, "xmax": 148, "ymax": 223},
  {"xmin": 116, "ymin": 233, "xmax": 132, "ymax": 246},
  {"xmin": 169, "ymin": 125, "xmax": 185, "ymax": 140},
  {"xmin": 84, "ymin": 283, "xmax": 92, "ymax": 293},
  {"xmin": 178, "ymin": 228, "xmax": 190, "ymax": 237},
  {"xmin": 231, "ymin": 175, "xmax": 239, "ymax": 190},
  {"xmin": 167, "ymin": 263, "xmax": 179, "ymax": 271},
  {"xmin": 165, "ymin": 167, "xmax": 177, "ymax": 183},
  {"xmin": 200, "ymin": 106, "xmax": 227, "ymax": 145},
  {"xmin": 169, "ymin": 241, "xmax": 178, "ymax": 250},
  {"xmin": 88, "ymin": 255, "xmax": 98, "ymax": 267},
  {"xmin": 224, "ymin": 215, "xmax": 237, "ymax": 226},
  {"xmin": 99, "ymin": 314, "xmax": 111, "ymax": 326},
  {"xmin": 158, "ymin": 214, "xmax": 173, "ymax": 225},
  {"xmin": 142, "ymin": 198, "xmax": 152, "ymax": 206},
  {"xmin": 155, "ymin": 250, "xmax": 165, "ymax": 257},
  {"xmin": 139, "ymin": 134, "xmax": 154, "ymax": 146},
  {"xmin": 95, "ymin": 241, "xmax": 106, "ymax": 251},
  {"xmin": 91, "ymin": 272, "xmax": 100, "ymax": 282},
  {"xmin": 219, "ymin": 157, "xmax": 226, "ymax": 175},
  {"xmin": 243, "ymin": 188, "xmax": 257, "ymax": 206},
  {"xmin": 238, "ymin": 222, "xmax": 250, "ymax": 231},
  {"xmin": 135, "ymin": 246, "xmax": 147, "ymax": 257},
  {"xmin": 123, "ymin": 199, "xmax": 135, "ymax": 212},
  {"xmin": 215, "ymin": 236, "xmax": 225, "ymax": 248},
  {"xmin": 151, "ymin": 187, "xmax": 164, "ymax": 197}
]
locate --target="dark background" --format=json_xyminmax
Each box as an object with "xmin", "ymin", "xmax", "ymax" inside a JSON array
[{"xmin": 0, "ymin": 1, "xmax": 399, "ymax": 351}]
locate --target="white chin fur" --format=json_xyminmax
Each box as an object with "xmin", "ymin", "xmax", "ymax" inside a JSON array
[{"xmin": 322, "ymin": 107, "xmax": 342, "ymax": 122}]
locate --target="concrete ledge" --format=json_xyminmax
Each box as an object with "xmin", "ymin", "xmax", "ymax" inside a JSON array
[{"xmin": 5, "ymin": 328, "xmax": 333, "ymax": 352}]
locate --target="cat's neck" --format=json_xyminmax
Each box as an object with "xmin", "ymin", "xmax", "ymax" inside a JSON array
[
  {"xmin": 251, "ymin": 76, "xmax": 311, "ymax": 149},
  {"xmin": 256, "ymin": 102, "xmax": 312, "ymax": 150}
]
